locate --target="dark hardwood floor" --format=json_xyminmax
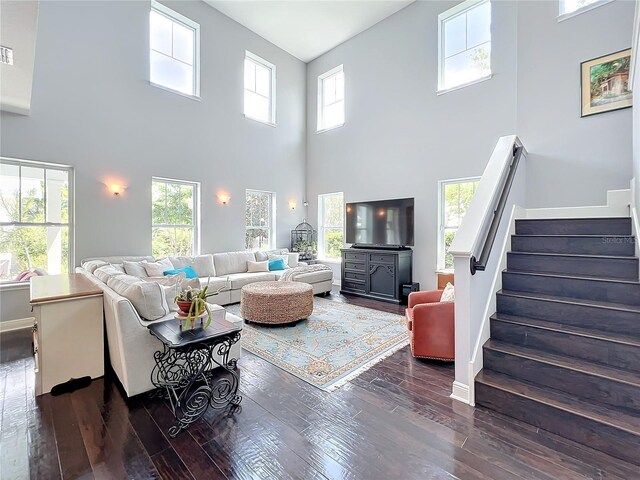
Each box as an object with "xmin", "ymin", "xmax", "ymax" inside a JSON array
[{"xmin": 1, "ymin": 290, "xmax": 638, "ymax": 480}]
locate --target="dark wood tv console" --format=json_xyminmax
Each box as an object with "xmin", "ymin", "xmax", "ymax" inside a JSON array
[{"xmin": 340, "ymin": 247, "xmax": 412, "ymax": 304}]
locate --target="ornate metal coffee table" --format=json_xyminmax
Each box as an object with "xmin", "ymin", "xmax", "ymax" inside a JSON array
[{"xmin": 148, "ymin": 316, "xmax": 242, "ymax": 437}]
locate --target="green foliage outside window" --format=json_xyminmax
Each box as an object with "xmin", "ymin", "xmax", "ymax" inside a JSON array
[
  {"xmin": 0, "ymin": 172, "xmax": 69, "ymax": 280},
  {"xmin": 324, "ymin": 230, "xmax": 344, "ymax": 259},
  {"xmin": 152, "ymin": 180, "xmax": 196, "ymax": 257},
  {"xmin": 442, "ymin": 180, "xmax": 478, "ymax": 270}
]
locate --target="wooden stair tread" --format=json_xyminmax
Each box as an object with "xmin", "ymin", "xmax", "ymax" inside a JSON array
[
  {"xmin": 491, "ymin": 313, "xmax": 640, "ymax": 347},
  {"xmin": 503, "ymin": 269, "xmax": 640, "ymax": 285},
  {"xmin": 484, "ymin": 340, "xmax": 640, "ymax": 388},
  {"xmin": 498, "ymin": 289, "xmax": 640, "ymax": 313},
  {"xmin": 476, "ymin": 369, "xmax": 640, "ymax": 435},
  {"xmin": 508, "ymin": 251, "xmax": 637, "ymax": 261},
  {"xmin": 513, "ymin": 234, "xmax": 635, "ymax": 238}
]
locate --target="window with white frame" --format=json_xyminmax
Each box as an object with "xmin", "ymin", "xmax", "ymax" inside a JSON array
[
  {"xmin": 318, "ymin": 192, "xmax": 344, "ymax": 260},
  {"xmin": 317, "ymin": 65, "xmax": 345, "ymax": 132},
  {"xmin": 0, "ymin": 158, "xmax": 73, "ymax": 283},
  {"xmin": 149, "ymin": 0, "xmax": 200, "ymax": 97},
  {"xmin": 559, "ymin": 0, "xmax": 613, "ymax": 18},
  {"xmin": 438, "ymin": 178, "xmax": 480, "ymax": 270},
  {"xmin": 152, "ymin": 178, "xmax": 200, "ymax": 257},
  {"xmin": 244, "ymin": 51, "xmax": 276, "ymax": 124},
  {"xmin": 438, "ymin": 0, "xmax": 491, "ymax": 92},
  {"xmin": 245, "ymin": 190, "xmax": 275, "ymax": 251}
]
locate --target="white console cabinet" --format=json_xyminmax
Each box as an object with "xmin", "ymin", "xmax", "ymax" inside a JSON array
[{"xmin": 30, "ymin": 274, "xmax": 104, "ymax": 396}]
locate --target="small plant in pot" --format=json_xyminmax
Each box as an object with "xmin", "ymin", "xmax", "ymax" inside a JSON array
[{"xmin": 174, "ymin": 280, "xmax": 224, "ymax": 330}]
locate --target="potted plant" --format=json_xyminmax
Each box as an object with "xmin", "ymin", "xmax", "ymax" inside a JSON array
[{"xmin": 174, "ymin": 280, "xmax": 224, "ymax": 330}]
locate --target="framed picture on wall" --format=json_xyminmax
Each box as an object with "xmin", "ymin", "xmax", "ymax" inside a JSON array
[{"xmin": 581, "ymin": 49, "xmax": 632, "ymax": 117}]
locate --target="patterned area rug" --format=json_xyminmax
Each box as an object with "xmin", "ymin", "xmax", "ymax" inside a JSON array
[{"xmin": 226, "ymin": 297, "xmax": 408, "ymax": 391}]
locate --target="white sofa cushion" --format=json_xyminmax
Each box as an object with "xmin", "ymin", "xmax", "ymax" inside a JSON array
[
  {"xmin": 168, "ymin": 254, "xmax": 216, "ymax": 277},
  {"xmin": 256, "ymin": 249, "xmax": 298, "ymax": 268},
  {"xmin": 106, "ymin": 274, "xmax": 170, "ymax": 320},
  {"xmin": 268, "ymin": 253, "xmax": 291, "ymax": 268},
  {"xmin": 94, "ymin": 265, "xmax": 127, "ymax": 284},
  {"xmin": 247, "ymin": 260, "xmax": 269, "ymax": 272},
  {"xmin": 81, "ymin": 259, "xmax": 109, "ymax": 274},
  {"xmin": 226, "ymin": 272, "xmax": 275, "ymax": 289},
  {"xmin": 197, "ymin": 277, "xmax": 231, "ymax": 292},
  {"xmin": 123, "ymin": 260, "xmax": 149, "ymax": 278},
  {"xmin": 213, "ymin": 251, "xmax": 256, "ymax": 276},
  {"xmin": 143, "ymin": 258, "xmax": 173, "ymax": 277},
  {"xmin": 285, "ymin": 269, "xmax": 333, "ymax": 283}
]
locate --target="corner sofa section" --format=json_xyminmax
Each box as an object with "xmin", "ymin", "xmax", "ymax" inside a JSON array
[{"xmin": 77, "ymin": 250, "xmax": 333, "ymax": 397}]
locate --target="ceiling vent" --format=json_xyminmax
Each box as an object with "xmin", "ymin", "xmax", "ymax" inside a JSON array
[{"xmin": 1, "ymin": 46, "xmax": 14, "ymax": 65}]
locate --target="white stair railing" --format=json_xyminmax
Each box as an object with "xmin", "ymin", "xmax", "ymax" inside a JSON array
[{"xmin": 448, "ymin": 135, "xmax": 527, "ymax": 405}]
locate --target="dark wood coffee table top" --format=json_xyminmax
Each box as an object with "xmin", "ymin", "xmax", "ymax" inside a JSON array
[{"xmin": 148, "ymin": 317, "xmax": 242, "ymax": 349}]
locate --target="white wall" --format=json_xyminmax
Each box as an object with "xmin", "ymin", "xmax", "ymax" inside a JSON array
[
  {"xmin": 306, "ymin": 0, "xmax": 519, "ymax": 289},
  {"xmin": 632, "ymin": 1, "xmax": 640, "ymax": 215},
  {"xmin": 0, "ymin": 0, "xmax": 307, "ymax": 321},
  {"xmin": 517, "ymin": 0, "xmax": 635, "ymax": 208},
  {"xmin": 305, "ymin": 0, "xmax": 635, "ymax": 290}
]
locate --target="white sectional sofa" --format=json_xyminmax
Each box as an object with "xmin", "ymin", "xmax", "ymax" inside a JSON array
[{"xmin": 77, "ymin": 249, "xmax": 333, "ymax": 397}]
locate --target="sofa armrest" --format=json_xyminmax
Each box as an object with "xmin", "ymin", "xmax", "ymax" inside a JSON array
[{"xmin": 408, "ymin": 290, "xmax": 443, "ymax": 308}]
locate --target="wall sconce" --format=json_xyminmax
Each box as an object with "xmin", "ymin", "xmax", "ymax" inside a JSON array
[
  {"xmin": 218, "ymin": 193, "xmax": 231, "ymax": 205},
  {"xmin": 108, "ymin": 184, "xmax": 125, "ymax": 196},
  {"xmin": 289, "ymin": 201, "xmax": 297, "ymax": 210}
]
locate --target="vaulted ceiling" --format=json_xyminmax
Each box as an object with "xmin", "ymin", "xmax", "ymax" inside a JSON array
[{"xmin": 204, "ymin": 0, "xmax": 415, "ymax": 63}]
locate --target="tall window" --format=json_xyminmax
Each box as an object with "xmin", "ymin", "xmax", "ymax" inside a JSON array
[
  {"xmin": 318, "ymin": 192, "xmax": 344, "ymax": 260},
  {"xmin": 244, "ymin": 51, "xmax": 276, "ymax": 125},
  {"xmin": 317, "ymin": 65, "xmax": 345, "ymax": 132},
  {"xmin": 559, "ymin": 0, "xmax": 612, "ymax": 17},
  {"xmin": 152, "ymin": 178, "xmax": 200, "ymax": 257},
  {"xmin": 0, "ymin": 158, "xmax": 73, "ymax": 283},
  {"xmin": 150, "ymin": 0, "xmax": 200, "ymax": 97},
  {"xmin": 245, "ymin": 190, "xmax": 275, "ymax": 251},
  {"xmin": 438, "ymin": 0, "xmax": 491, "ymax": 92},
  {"xmin": 438, "ymin": 178, "xmax": 480, "ymax": 270}
]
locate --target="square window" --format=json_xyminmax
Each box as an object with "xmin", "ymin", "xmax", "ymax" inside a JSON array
[
  {"xmin": 559, "ymin": 0, "xmax": 613, "ymax": 18},
  {"xmin": 317, "ymin": 65, "xmax": 344, "ymax": 132},
  {"xmin": 438, "ymin": 0, "xmax": 491, "ymax": 92},
  {"xmin": 244, "ymin": 52, "xmax": 276, "ymax": 125},
  {"xmin": 150, "ymin": 1, "xmax": 200, "ymax": 98}
]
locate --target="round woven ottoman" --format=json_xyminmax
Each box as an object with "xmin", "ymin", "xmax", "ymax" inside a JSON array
[{"xmin": 240, "ymin": 281, "xmax": 313, "ymax": 325}]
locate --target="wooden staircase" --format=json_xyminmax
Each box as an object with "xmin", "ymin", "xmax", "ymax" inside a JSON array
[{"xmin": 475, "ymin": 217, "xmax": 640, "ymax": 465}]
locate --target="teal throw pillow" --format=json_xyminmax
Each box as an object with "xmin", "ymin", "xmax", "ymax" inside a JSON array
[
  {"xmin": 163, "ymin": 266, "xmax": 198, "ymax": 279},
  {"xmin": 268, "ymin": 258, "xmax": 287, "ymax": 271}
]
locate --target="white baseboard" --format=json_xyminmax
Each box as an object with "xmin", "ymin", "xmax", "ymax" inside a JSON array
[
  {"xmin": 0, "ymin": 317, "xmax": 35, "ymax": 333},
  {"xmin": 450, "ymin": 380, "xmax": 471, "ymax": 405}
]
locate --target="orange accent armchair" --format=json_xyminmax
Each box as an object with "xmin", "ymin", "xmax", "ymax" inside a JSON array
[{"xmin": 405, "ymin": 290, "xmax": 455, "ymax": 360}]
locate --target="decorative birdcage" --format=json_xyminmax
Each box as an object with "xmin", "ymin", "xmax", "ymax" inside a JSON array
[{"xmin": 290, "ymin": 221, "xmax": 317, "ymax": 260}]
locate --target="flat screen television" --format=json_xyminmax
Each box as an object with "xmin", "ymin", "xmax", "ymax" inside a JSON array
[{"xmin": 345, "ymin": 197, "xmax": 414, "ymax": 247}]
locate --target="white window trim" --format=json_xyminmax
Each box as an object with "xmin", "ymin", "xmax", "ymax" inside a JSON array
[
  {"xmin": 151, "ymin": 176, "xmax": 201, "ymax": 256},
  {"xmin": 317, "ymin": 64, "xmax": 345, "ymax": 133},
  {"xmin": 437, "ymin": 0, "xmax": 492, "ymax": 93},
  {"xmin": 245, "ymin": 189, "xmax": 276, "ymax": 250},
  {"xmin": 437, "ymin": 176, "xmax": 480, "ymax": 271},
  {"xmin": 0, "ymin": 156, "xmax": 75, "ymax": 287},
  {"xmin": 558, "ymin": 0, "xmax": 614, "ymax": 22},
  {"xmin": 150, "ymin": 0, "xmax": 201, "ymax": 99},
  {"xmin": 244, "ymin": 51, "xmax": 277, "ymax": 126},
  {"xmin": 318, "ymin": 192, "xmax": 344, "ymax": 260}
]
